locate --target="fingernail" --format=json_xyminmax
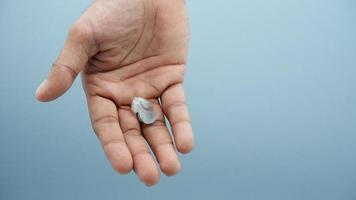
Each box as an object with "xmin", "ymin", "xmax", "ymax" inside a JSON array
[{"xmin": 35, "ymin": 79, "xmax": 47, "ymax": 96}]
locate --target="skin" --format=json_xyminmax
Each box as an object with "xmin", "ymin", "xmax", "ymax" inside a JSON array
[{"xmin": 35, "ymin": 0, "xmax": 194, "ymax": 186}]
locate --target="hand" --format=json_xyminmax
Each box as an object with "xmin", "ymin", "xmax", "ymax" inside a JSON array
[{"xmin": 35, "ymin": 0, "xmax": 194, "ymax": 186}]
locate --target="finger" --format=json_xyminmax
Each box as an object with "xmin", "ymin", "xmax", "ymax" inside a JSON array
[
  {"xmin": 118, "ymin": 107, "xmax": 160, "ymax": 186},
  {"xmin": 36, "ymin": 23, "xmax": 93, "ymax": 102},
  {"xmin": 88, "ymin": 95, "xmax": 133, "ymax": 174},
  {"xmin": 141, "ymin": 100, "xmax": 181, "ymax": 176},
  {"xmin": 161, "ymin": 83, "xmax": 194, "ymax": 154}
]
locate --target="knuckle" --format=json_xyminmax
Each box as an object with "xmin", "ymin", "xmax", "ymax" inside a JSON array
[
  {"xmin": 165, "ymin": 101, "xmax": 187, "ymax": 116},
  {"xmin": 123, "ymin": 127, "xmax": 141, "ymax": 136},
  {"xmin": 152, "ymin": 142, "xmax": 173, "ymax": 152},
  {"xmin": 92, "ymin": 115, "xmax": 118, "ymax": 130},
  {"xmin": 102, "ymin": 139, "xmax": 125, "ymax": 149}
]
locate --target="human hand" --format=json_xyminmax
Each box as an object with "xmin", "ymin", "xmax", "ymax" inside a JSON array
[{"xmin": 35, "ymin": 0, "xmax": 194, "ymax": 186}]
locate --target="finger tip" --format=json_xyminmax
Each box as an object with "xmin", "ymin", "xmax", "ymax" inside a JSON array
[
  {"xmin": 144, "ymin": 176, "xmax": 159, "ymax": 187},
  {"xmin": 114, "ymin": 166, "xmax": 132, "ymax": 174},
  {"xmin": 142, "ymin": 174, "xmax": 160, "ymax": 187},
  {"xmin": 104, "ymin": 142, "xmax": 133, "ymax": 174},
  {"xmin": 177, "ymin": 139, "xmax": 194, "ymax": 154},
  {"xmin": 35, "ymin": 79, "xmax": 48, "ymax": 102},
  {"xmin": 134, "ymin": 154, "xmax": 160, "ymax": 186},
  {"xmin": 35, "ymin": 79, "xmax": 59, "ymax": 102},
  {"xmin": 158, "ymin": 149, "xmax": 181, "ymax": 176},
  {"xmin": 35, "ymin": 71, "xmax": 74, "ymax": 102},
  {"xmin": 161, "ymin": 161, "xmax": 181, "ymax": 176},
  {"xmin": 35, "ymin": 93, "xmax": 57, "ymax": 102},
  {"xmin": 139, "ymin": 170, "xmax": 160, "ymax": 186},
  {"xmin": 173, "ymin": 123, "xmax": 195, "ymax": 154},
  {"xmin": 35, "ymin": 92, "xmax": 49, "ymax": 102},
  {"xmin": 113, "ymin": 161, "xmax": 133, "ymax": 175}
]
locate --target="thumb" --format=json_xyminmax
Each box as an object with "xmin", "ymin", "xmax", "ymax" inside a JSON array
[{"xmin": 36, "ymin": 23, "xmax": 94, "ymax": 102}]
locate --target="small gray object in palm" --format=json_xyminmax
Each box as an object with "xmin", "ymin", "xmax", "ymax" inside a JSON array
[{"xmin": 131, "ymin": 97, "xmax": 158, "ymax": 124}]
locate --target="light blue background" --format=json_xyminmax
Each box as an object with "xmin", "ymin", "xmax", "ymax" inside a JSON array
[{"xmin": 1, "ymin": 0, "xmax": 356, "ymax": 199}]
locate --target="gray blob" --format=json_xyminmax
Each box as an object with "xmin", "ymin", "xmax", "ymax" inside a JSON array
[{"xmin": 131, "ymin": 97, "xmax": 158, "ymax": 124}]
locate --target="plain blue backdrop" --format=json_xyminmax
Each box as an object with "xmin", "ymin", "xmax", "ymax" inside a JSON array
[{"xmin": 1, "ymin": 0, "xmax": 356, "ymax": 199}]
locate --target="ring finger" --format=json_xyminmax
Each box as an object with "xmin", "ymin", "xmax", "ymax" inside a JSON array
[{"xmin": 141, "ymin": 99, "xmax": 181, "ymax": 176}]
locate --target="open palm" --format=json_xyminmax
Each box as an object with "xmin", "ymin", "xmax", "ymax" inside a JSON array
[{"xmin": 36, "ymin": 0, "xmax": 194, "ymax": 186}]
